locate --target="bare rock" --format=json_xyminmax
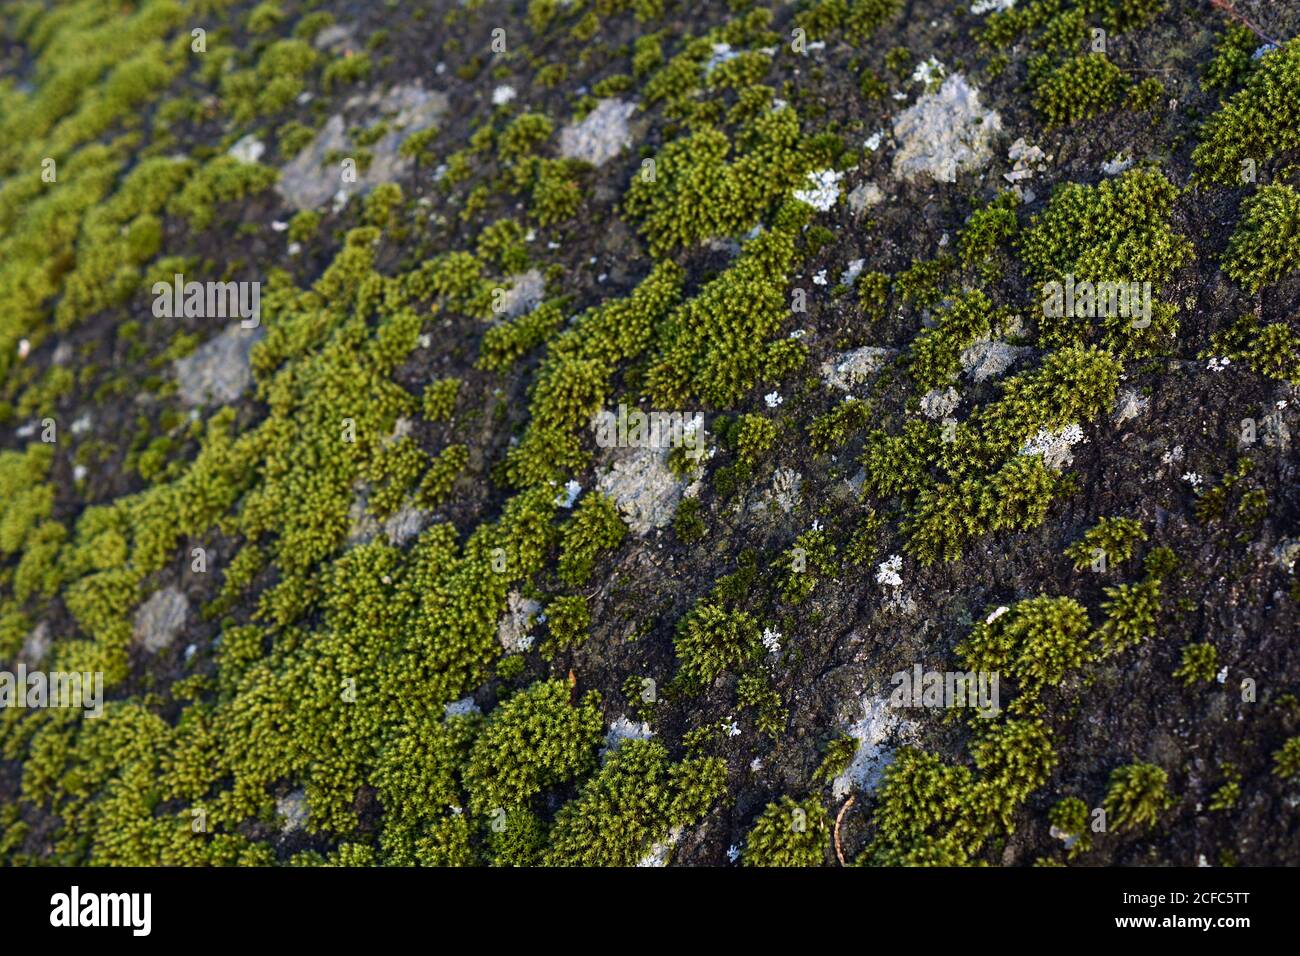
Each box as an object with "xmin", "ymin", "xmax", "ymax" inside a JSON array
[
  {"xmin": 820, "ymin": 346, "xmax": 895, "ymax": 392},
  {"xmin": 892, "ymin": 74, "xmax": 1001, "ymax": 183},
  {"xmin": 277, "ymin": 83, "xmax": 448, "ymax": 211},
  {"xmin": 174, "ymin": 325, "xmax": 263, "ymax": 407},
  {"xmin": 133, "ymin": 587, "xmax": 189, "ymax": 653},
  {"xmin": 559, "ymin": 98, "xmax": 636, "ymax": 167}
]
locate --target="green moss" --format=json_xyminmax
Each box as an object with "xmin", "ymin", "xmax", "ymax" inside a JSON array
[
  {"xmin": 732, "ymin": 413, "xmax": 777, "ymax": 467},
  {"xmin": 736, "ymin": 672, "xmax": 787, "ymax": 738},
  {"xmin": 1064, "ymin": 516, "xmax": 1146, "ymax": 571},
  {"xmin": 910, "ymin": 291, "xmax": 996, "ymax": 389},
  {"xmin": 812, "ymin": 735, "xmax": 858, "ymax": 785},
  {"xmin": 1032, "ymin": 53, "xmax": 1127, "ymax": 127},
  {"xmin": 169, "ymin": 156, "xmax": 278, "ymax": 231},
  {"xmin": 488, "ymin": 807, "xmax": 548, "ymax": 866},
  {"xmin": 795, "ymin": 0, "xmax": 900, "ymax": 42},
  {"xmin": 776, "ymin": 528, "xmax": 835, "ymax": 604},
  {"xmin": 504, "ymin": 261, "xmax": 683, "ymax": 487},
  {"xmin": 221, "ymin": 39, "xmax": 319, "ymax": 123},
  {"xmin": 864, "ymin": 748, "xmax": 984, "ymax": 866},
  {"xmin": 479, "ymin": 301, "xmax": 568, "ymax": 372},
  {"xmin": 543, "ymin": 739, "xmax": 725, "ymax": 865},
  {"xmin": 673, "ymin": 601, "xmax": 763, "ymax": 689},
  {"xmin": 0, "ymin": 444, "xmax": 55, "ymax": 557},
  {"xmin": 644, "ymin": 202, "xmax": 808, "ymax": 407},
  {"xmin": 246, "ymin": 3, "xmax": 285, "ymax": 34},
  {"xmin": 540, "ymin": 595, "xmax": 590, "ymax": 660},
  {"xmin": 1020, "ymin": 168, "xmax": 1191, "ymax": 354},
  {"xmin": 742, "ymin": 796, "xmax": 827, "ymax": 866},
  {"xmin": 959, "ymin": 595, "xmax": 1093, "ymax": 697},
  {"xmin": 1207, "ymin": 764, "xmax": 1241, "ymax": 811},
  {"xmin": 1194, "ymin": 39, "xmax": 1300, "ymax": 184},
  {"xmin": 557, "ymin": 492, "xmax": 627, "ymax": 587},
  {"xmin": 672, "ymin": 497, "xmax": 706, "ymax": 543},
  {"xmin": 959, "ymin": 190, "xmax": 1020, "ymax": 280},
  {"xmin": 322, "ymin": 52, "xmax": 372, "ymax": 92},
  {"xmin": 1222, "ymin": 184, "xmax": 1300, "ymax": 293},
  {"xmin": 1103, "ymin": 762, "xmax": 1172, "ymax": 831},
  {"xmin": 287, "ymin": 209, "xmax": 321, "ymax": 244},
  {"xmin": 422, "ymin": 378, "xmax": 462, "ymax": 423},
  {"xmin": 1173, "ymin": 642, "xmax": 1219, "ymax": 687},
  {"xmin": 894, "ymin": 256, "xmax": 952, "ymax": 310},
  {"xmin": 624, "ymin": 108, "xmax": 813, "ymax": 255},
  {"xmin": 1048, "ymin": 796, "xmax": 1091, "ymax": 857},
  {"xmin": 464, "ymin": 679, "xmax": 603, "ymax": 816},
  {"xmin": 809, "ymin": 398, "xmax": 871, "ymax": 451},
  {"xmin": 1273, "ymin": 738, "xmax": 1300, "ymax": 781},
  {"xmin": 1095, "ymin": 577, "xmax": 1161, "ymax": 655},
  {"xmin": 1202, "ymin": 25, "xmax": 1258, "ymax": 92}
]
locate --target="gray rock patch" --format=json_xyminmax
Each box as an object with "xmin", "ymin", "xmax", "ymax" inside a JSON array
[
  {"xmin": 892, "ymin": 74, "xmax": 1001, "ymax": 183},
  {"xmin": 595, "ymin": 446, "xmax": 686, "ymax": 535},
  {"xmin": 174, "ymin": 325, "xmax": 263, "ymax": 406},
  {"xmin": 960, "ymin": 338, "xmax": 1029, "ymax": 383},
  {"xmin": 820, "ymin": 346, "xmax": 895, "ymax": 391},
  {"xmin": 497, "ymin": 592, "xmax": 541, "ymax": 653},
  {"xmin": 559, "ymin": 98, "xmax": 636, "ymax": 167},
  {"xmin": 277, "ymin": 790, "xmax": 309, "ymax": 832},
  {"xmin": 277, "ymin": 83, "xmax": 448, "ymax": 211},
  {"xmin": 133, "ymin": 587, "xmax": 189, "ymax": 653},
  {"xmin": 496, "ymin": 269, "xmax": 546, "ymax": 319}
]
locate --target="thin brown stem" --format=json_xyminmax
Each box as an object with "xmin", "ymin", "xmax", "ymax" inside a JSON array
[
  {"xmin": 1210, "ymin": 0, "xmax": 1281, "ymax": 48},
  {"xmin": 834, "ymin": 795, "xmax": 855, "ymax": 867}
]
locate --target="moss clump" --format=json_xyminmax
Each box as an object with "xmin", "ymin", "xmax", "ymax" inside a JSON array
[
  {"xmin": 809, "ymin": 398, "xmax": 872, "ymax": 452},
  {"xmin": 959, "ymin": 190, "xmax": 1020, "ymax": 279},
  {"xmin": 644, "ymin": 203, "xmax": 808, "ymax": 408},
  {"xmin": 1064, "ymin": 516, "xmax": 1146, "ymax": 571},
  {"xmin": 1194, "ymin": 39, "xmax": 1300, "ymax": 184},
  {"xmin": 422, "ymin": 378, "xmax": 462, "ymax": 422},
  {"xmin": 1273, "ymin": 738, "xmax": 1300, "ymax": 781},
  {"xmin": 731, "ymin": 413, "xmax": 778, "ymax": 467},
  {"xmin": 812, "ymin": 735, "xmax": 858, "ymax": 785},
  {"xmin": 504, "ymin": 262, "xmax": 684, "ymax": 487},
  {"xmin": 1207, "ymin": 764, "xmax": 1241, "ymax": 811},
  {"xmin": 776, "ymin": 528, "xmax": 836, "ymax": 604},
  {"xmin": 1032, "ymin": 53, "xmax": 1127, "ymax": 127},
  {"xmin": 557, "ymin": 492, "xmax": 627, "ymax": 587},
  {"xmin": 795, "ymin": 0, "xmax": 901, "ymax": 42},
  {"xmin": 623, "ymin": 108, "xmax": 811, "ymax": 255},
  {"xmin": 1222, "ymin": 184, "xmax": 1300, "ymax": 293},
  {"xmin": 322, "ymin": 52, "xmax": 372, "ymax": 92},
  {"xmin": 672, "ymin": 497, "xmax": 706, "ymax": 543},
  {"xmin": 959, "ymin": 595, "xmax": 1092, "ymax": 696},
  {"xmin": 1094, "ymin": 578, "xmax": 1161, "ymax": 655},
  {"xmin": 864, "ymin": 748, "xmax": 984, "ymax": 865},
  {"xmin": 742, "ymin": 796, "xmax": 828, "ymax": 867},
  {"xmin": 464, "ymin": 679, "xmax": 604, "ymax": 816},
  {"xmin": 673, "ymin": 601, "xmax": 763, "ymax": 689},
  {"xmin": 417, "ymin": 444, "xmax": 468, "ymax": 507},
  {"xmin": 1048, "ymin": 796, "xmax": 1091, "ymax": 857},
  {"xmin": 540, "ymin": 595, "xmax": 590, "ymax": 660},
  {"xmin": 478, "ymin": 301, "xmax": 568, "ymax": 372},
  {"xmin": 1202, "ymin": 25, "xmax": 1259, "ymax": 93},
  {"xmin": 543, "ymin": 739, "xmax": 725, "ymax": 865},
  {"xmin": 910, "ymin": 291, "xmax": 996, "ymax": 389},
  {"xmin": 1103, "ymin": 762, "xmax": 1172, "ymax": 832},
  {"xmin": 487, "ymin": 807, "xmax": 548, "ymax": 866},
  {"xmin": 1020, "ymin": 168, "xmax": 1191, "ymax": 354},
  {"xmin": 169, "ymin": 156, "xmax": 279, "ymax": 231},
  {"xmin": 736, "ymin": 672, "xmax": 787, "ymax": 738},
  {"xmin": 1173, "ymin": 642, "xmax": 1218, "ymax": 687},
  {"xmin": 221, "ymin": 39, "xmax": 319, "ymax": 122}
]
